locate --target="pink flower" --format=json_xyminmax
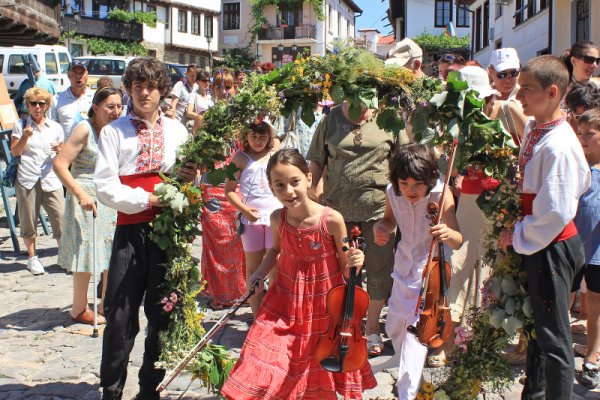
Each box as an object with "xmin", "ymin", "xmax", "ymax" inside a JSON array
[
  {"xmin": 481, "ymin": 177, "xmax": 500, "ymax": 191},
  {"xmin": 160, "ymin": 297, "xmax": 168, "ymax": 304},
  {"xmin": 454, "ymin": 325, "xmax": 474, "ymax": 352},
  {"xmin": 170, "ymin": 293, "xmax": 178, "ymax": 304},
  {"xmin": 163, "ymin": 302, "xmax": 173, "ymax": 312}
]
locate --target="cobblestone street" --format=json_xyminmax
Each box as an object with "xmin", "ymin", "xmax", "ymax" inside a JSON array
[{"xmin": 0, "ymin": 217, "xmax": 598, "ymax": 399}]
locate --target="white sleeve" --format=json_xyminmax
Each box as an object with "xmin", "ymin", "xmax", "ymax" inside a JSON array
[
  {"xmin": 187, "ymin": 92, "xmax": 196, "ymax": 106},
  {"xmin": 12, "ymin": 118, "xmax": 23, "ymax": 140},
  {"xmin": 170, "ymin": 81, "xmax": 183, "ymax": 99},
  {"xmin": 94, "ymin": 125, "xmax": 152, "ymax": 214},
  {"xmin": 513, "ymin": 149, "xmax": 591, "ymax": 255},
  {"xmin": 49, "ymin": 95, "xmax": 58, "ymax": 122}
]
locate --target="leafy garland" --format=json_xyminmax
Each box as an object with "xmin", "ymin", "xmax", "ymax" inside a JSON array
[
  {"xmin": 107, "ymin": 9, "xmax": 157, "ymax": 28},
  {"xmin": 151, "ymin": 45, "xmax": 526, "ymax": 398},
  {"xmin": 413, "ymin": 32, "xmax": 471, "ymax": 54},
  {"xmin": 151, "ymin": 74, "xmax": 282, "ymax": 390}
]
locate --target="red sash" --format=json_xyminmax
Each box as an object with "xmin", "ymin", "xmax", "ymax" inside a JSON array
[
  {"xmin": 117, "ymin": 173, "xmax": 163, "ymax": 225},
  {"xmin": 520, "ymin": 193, "xmax": 577, "ymax": 242}
]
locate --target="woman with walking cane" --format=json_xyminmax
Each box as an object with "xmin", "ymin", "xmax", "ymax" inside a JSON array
[{"xmin": 54, "ymin": 87, "xmax": 122, "ymax": 325}]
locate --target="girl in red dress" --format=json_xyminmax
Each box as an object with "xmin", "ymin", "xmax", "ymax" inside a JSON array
[{"xmin": 221, "ymin": 149, "xmax": 377, "ymax": 399}]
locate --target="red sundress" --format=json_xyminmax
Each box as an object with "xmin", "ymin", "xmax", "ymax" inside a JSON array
[{"xmin": 220, "ymin": 207, "xmax": 377, "ymax": 400}]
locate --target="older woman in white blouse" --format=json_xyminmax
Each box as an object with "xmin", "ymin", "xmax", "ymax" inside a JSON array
[{"xmin": 10, "ymin": 87, "xmax": 64, "ymax": 275}]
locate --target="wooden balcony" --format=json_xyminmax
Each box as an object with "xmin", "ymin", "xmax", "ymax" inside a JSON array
[
  {"xmin": 258, "ymin": 24, "xmax": 317, "ymax": 41},
  {"xmin": 61, "ymin": 15, "xmax": 143, "ymax": 42},
  {"xmin": 0, "ymin": 0, "xmax": 60, "ymax": 45}
]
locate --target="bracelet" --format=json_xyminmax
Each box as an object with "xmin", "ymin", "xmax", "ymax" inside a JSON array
[{"xmin": 146, "ymin": 194, "xmax": 153, "ymax": 210}]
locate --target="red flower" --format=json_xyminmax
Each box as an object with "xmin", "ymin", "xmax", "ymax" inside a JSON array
[{"xmin": 481, "ymin": 177, "xmax": 500, "ymax": 191}]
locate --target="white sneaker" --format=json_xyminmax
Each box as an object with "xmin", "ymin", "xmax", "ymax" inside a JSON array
[{"xmin": 27, "ymin": 257, "xmax": 45, "ymax": 275}]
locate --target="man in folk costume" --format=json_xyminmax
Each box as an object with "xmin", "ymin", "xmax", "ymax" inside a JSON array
[{"xmin": 94, "ymin": 58, "xmax": 196, "ymax": 400}]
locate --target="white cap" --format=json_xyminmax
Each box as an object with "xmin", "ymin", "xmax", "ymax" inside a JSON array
[
  {"xmin": 459, "ymin": 66, "xmax": 499, "ymax": 99},
  {"xmin": 385, "ymin": 38, "xmax": 423, "ymax": 68},
  {"xmin": 489, "ymin": 48, "xmax": 520, "ymax": 72}
]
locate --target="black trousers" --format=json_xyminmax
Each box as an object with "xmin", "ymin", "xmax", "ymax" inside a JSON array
[
  {"xmin": 521, "ymin": 235, "xmax": 585, "ymax": 400},
  {"xmin": 100, "ymin": 223, "xmax": 169, "ymax": 400}
]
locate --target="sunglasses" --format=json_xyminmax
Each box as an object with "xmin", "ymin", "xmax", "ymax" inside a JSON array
[
  {"xmin": 440, "ymin": 54, "xmax": 456, "ymax": 63},
  {"xmin": 496, "ymin": 70, "xmax": 519, "ymax": 79},
  {"xmin": 28, "ymin": 101, "xmax": 46, "ymax": 107},
  {"xmin": 574, "ymin": 55, "xmax": 600, "ymax": 65}
]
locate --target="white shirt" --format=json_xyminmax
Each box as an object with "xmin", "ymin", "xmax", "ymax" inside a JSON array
[
  {"xmin": 12, "ymin": 116, "xmax": 64, "ymax": 191},
  {"xmin": 170, "ymin": 79, "xmax": 197, "ymax": 122},
  {"xmin": 50, "ymin": 87, "xmax": 94, "ymax": 140},
  {"xmin": 188, "ymin": 91, "xmax": 214, "ymax": 114},
  {"xmin": 513, "ymin": 120, "xmax": 591, "ymax": 255},
  {"xmin": 94, "ymin": 114, "xmax": 189, "ymax": 215}
]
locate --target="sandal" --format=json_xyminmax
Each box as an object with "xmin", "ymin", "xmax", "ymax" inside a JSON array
[
  {"xmin": 367, "ymin": 334, "xmax": 384, "ymax": 357},
  {"xmin": 571, "ymin": 320, "xmax": 587, "ymax": 334},
  {"xmin": 427, "ymin": 351, "xmax": 447, "ymax": 368},
  {"xmin": 71, "ymin": 308, "xmax": 105, "ymax": 325}
]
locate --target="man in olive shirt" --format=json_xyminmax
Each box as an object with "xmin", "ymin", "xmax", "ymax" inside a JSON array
[{"xmin": 307, "ymin": 101, "xmax": 397, "ymax": 356}]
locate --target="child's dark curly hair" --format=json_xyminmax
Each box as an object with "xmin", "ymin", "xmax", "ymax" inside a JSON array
[{"xmin": 389, "ymin": 143, "xmax": 439, "ymax": 196}]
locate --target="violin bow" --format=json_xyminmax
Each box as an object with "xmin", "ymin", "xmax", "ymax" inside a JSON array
[
  {"xmin": 157, "ymin": 280, "xmax": 259, "ymax": 392},
  {"xmin": 414, "ymin": 138, "xmax": 459, "ymax": 316}
]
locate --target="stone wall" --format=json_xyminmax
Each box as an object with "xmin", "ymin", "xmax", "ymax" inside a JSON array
[{"xmin": 142, "ymin": 41, "xmax": 165, "ymax": 61}]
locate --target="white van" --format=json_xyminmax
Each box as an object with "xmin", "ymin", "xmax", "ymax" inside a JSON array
[
  {"xmin": 74, "ymin": 55, "xmax": 135, "ymax": 90},
  {"xmin": 0, "ymin": 45, "xmax": 71, "ymax": 95}
]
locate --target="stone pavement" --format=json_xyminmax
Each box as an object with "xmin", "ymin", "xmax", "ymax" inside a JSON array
[{"xmin": 0, "ymin": 215, "xmax": 599, "ymax": 400}]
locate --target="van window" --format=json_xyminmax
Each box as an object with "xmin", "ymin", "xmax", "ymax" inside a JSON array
[
  {"xmin": 58, "ymin": 53, "xmax": 70, "ymax": 73},
  {"xmin": 7, "ymin": 55, "xmax": 26, "ymax": 74},
  {"xmin": 0, "ymin": 55, "xmax": 4, "ymax": 70},
  {"xmin": 45, "ymin": 53, "xmax": 58, "ymax": 74}
]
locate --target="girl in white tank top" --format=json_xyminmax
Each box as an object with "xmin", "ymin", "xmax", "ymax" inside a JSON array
[{"xmin": 225, "ymin": 122, "xmax": 281, "ymax": 317}]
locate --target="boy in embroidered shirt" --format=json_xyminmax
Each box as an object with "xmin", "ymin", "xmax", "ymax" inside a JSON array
[
  {"xmin": 94, "ymin": 58, "xmax": 196, "ymax": 400},
  {"xmin": 499, "ymin": 55, "xmax": 590, "ymax": 399}
]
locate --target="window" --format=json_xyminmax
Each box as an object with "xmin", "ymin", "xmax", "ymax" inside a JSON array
[
  {"xmin": 495, "ymin": 2, "xmax": 503, "ymax": 19},
  {"xmin": 347, "ymin": 20, "xmax": 352, "ymax": 37},
  {"xmin": 539, "ymin": 0, "xmax": 547, "ymax": 10},
  {"xmin": 515, "ymin": 0, "xmax": 524, "ymax": 25},
  {"xmin": 179, "ymin": 53, "xmax": 185, "ymax": 64},
  {"xmin": 58, "ymin": 52, "xmax": 70, "ymax": 73},
  {"xmin": 178, "ymin": 10, "xmax": 187, "ymax": 32},
  {"xmin": 338, "ymin": 15, "xmax": 343, "ymax": 36},
  {"xmin": 191, "ymin": 13, "xmax": 200, "ymax": 35},
  {"xmin": 205, "ymin": 15, "xmax": 213, "ymax": 38},
  {"xmin": 44, "ymin": 53, "xmax": 58, "ymax": 74},
  {"xmin": 279, "ymin": 2, "xmax": 302, "ymax": 27},
  {"xmin": 435, "ymin": 0, "xmax": 452, "ymax": 28},
  {"xmin": 146, "ymin": 4, "xmax": 155, "ymax": 13},
  {"xmin": 223, "ymin": 3, "xmax": 240, "ymax": 30},
  {"xmin": 189, "ymin": 54, "xmax": 196, "ymax": 64},
  {"xmin": 527, "ymin": 0, "xmax": 536, "ymax": 18},
  {"xmin": 0, "ymin": 55, "xmax": 4, "ymax": 71},
  {"xmin": 92, "ymin": 0, "xmax": 126, "ymax": 19},
  {"xmin": 328, "ymin": 4, "xmax": 333, "ymax": 31},
  {"xmin": 456, "ymin": 3, "xmax": 470, "ymax": 27},
  {"xmin": 7, "ymin": 55, "xmax": 26, "ymax": 74},
  {"xmin": 495, "ymin": 39, "xmax": 502, "ymax": 49},
  {"xmin": 576, "ymin": 0, "xmax": 590, "ymax": 42},
  {"xmin": 475, "ymin": 6, "xmax": 481, "ymax": 51},
  {"xmin": 483, "ymin": 1, "xmax": 489, "ymax": 47}
]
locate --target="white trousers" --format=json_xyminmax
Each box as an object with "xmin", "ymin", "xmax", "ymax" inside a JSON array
[{"xmin": 386, "ymin": 277, "xmax": 428, "ymax": 400}]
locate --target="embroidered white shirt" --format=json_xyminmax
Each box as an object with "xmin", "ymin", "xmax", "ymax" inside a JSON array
[
  {"xmin": 50, "ymin": 87, "xmax": 94, "ymax": 140},
  {"xmin": 94, "ymin": 114, "xmax": 189, "ymax": 215},
  {"xmin": 12, "ymin": 116, "xmax": 64, "ymax": 191},
  {"xmin": 513, "ymin": 121, "xmax": 591, "ymax": 255}
]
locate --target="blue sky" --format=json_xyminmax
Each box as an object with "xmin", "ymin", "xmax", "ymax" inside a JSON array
[{"xmin": 353, "ymin": 0, "xmax": 392, "ymax": 36}]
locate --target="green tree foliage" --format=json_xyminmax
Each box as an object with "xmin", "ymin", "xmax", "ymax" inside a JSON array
[
  {"xmin": 222, "ymin": 47, "xmax": 257, "ymax": 70},
  {"xmin": 107, "ymin": 9, "xmax": 157, "ymax": 28},
  {"xmin": 60, "ymin": 32, "xmax": 148, "ymax": 56},
  {"xmin": 413, "ymin": 32, "xmax": 470, "ymax": 54}
]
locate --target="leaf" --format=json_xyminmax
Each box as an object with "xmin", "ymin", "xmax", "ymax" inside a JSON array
[
  {"xmin": 330, "ymin": 84, "xmax": 345, "ymax": 104},
  {"xmin": 348, "ymin": 94, "xmax": 362, "ymax": 120},
  {"xmin": 522, "ymin": 296, "xmax": 533, "ymax": 318},
  {"xmin": 208, "ymin": 358, "xmax": 219, "ymax": 385},
  {"xmin": 419, "ymin": 127, "xmax": 436, "ymax": 145},
  {"xmin": 484, "ymin": 165, "xmax": 494, "ymax": 176},
  {"xmin": 446, "ymin": 70, "xmax": 468, "ymax": 91},
  {"xmin": 501, "ymin": 316, "xmax": 523, "ymax": 335},
  {"xmin": 489, "ymin": 309, "xmax": 505, "ymax": 329},
  {"xmin": 429, "ymin": 92, "xmax": 447, "ymax": 108},
  {"xmin": 501, "ymin": 276, "xmax": 518, "ymax": 296},
  {"xmin": 411, "ymin": 107, "xmax": 430, "ymax": 139},
  {"xmin": 437, "ymin": 156, "xmax": 449, "ymax": 175},
  {"xmin": 301, "ymin": 105, "xmax": 316, "ymax": 126},
  {"xmin": 206, "ymin": 169, "xmax": 227, "ymax": 186},
  {"xmin": 447, "ymin": 118, "xmax": 459, "ymax": 138},
  {"xmin": 504, "ymin": 297, "xmax": 516, "ymax": 315},
  {"xmin": 376, "ymin": 108, "xmax": 405, "ymax": 133}
]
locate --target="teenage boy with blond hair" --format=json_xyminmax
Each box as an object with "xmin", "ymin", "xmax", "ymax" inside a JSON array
[{"xmin": 499, "ymin": 55, "xmax": 591, "ymax": 399}]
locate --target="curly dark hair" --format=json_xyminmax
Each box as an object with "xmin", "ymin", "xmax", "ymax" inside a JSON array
[
  {"xmin": 122, "ymin": 57, "xmax": 172, "ymax": 99},
  {"xmin": 389, "ymin": 143, "xmax": 440, "ymax": 196},
  {"xmin": 565, "ymin": 81, "xmax": 600, "ymax": 111}
]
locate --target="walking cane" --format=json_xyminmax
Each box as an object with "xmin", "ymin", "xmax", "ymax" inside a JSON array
[
  {"xmin": 157, "ymin": 280, "xmax": 260, "ymax": 392},
  {"xmin": 91, "ymin": 206, "xmax": 99, "ymax": 338}
]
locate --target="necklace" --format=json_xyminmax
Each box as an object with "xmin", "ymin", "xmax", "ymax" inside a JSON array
[{"xmin": 343, "ymin": 103, "xmax": 373, "ymax": 146}]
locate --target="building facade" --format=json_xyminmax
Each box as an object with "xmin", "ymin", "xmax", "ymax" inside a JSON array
[
  {"xmin": 0, "ymin": 0, "xmax": 61, "ymax": 46},
  {"xmin": 60, "ymin": 0, "xmax": 219, "ymax": 66},
  {"xmin": 388, "ymin": 0, "xmax": 471, "ymax": 42},
  {"xmin": 467, "ymin": 0, "xmax": 600, "ymax": 68},
  {"xmin": 219, "ymin": 0, "xmax": 361, "ymax": 66}
]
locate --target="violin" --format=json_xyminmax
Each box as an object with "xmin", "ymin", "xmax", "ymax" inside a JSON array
[
  {"xmin": 409, "ymin": 139, "xmax": 458, "ymax": 349},
  {"xmin": 315, "ymin": 226, "xmax": 370, "ymax": 373}
]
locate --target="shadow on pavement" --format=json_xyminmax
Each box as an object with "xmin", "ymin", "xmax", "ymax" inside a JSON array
[
  {"xmin": 0, "ymin": 381, "xmax": 100, "ymax": 399},
  {"xmin": 0, "ymin": 307, "xmax": 70, "ymax": 331}
]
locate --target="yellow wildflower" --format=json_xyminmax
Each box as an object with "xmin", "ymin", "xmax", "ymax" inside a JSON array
[
  {"xmin": 294, "ymin": 59, "xmax": 301, "ymax": 65},
  {"xmin": 324, "ymin": 72, "xmax": 330, "ymax": 81},
  {"xmin": 422, "ymin": 382, "xmax": 435, "ymax": 393}
]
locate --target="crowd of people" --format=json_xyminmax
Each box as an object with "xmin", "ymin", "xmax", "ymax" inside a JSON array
[{"xmin": 4, "ymin": 38, "xmax": 600, "ymax": 400}]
